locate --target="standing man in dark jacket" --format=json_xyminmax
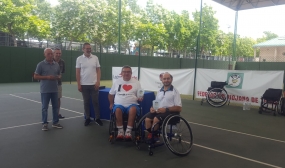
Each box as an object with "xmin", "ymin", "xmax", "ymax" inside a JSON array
[{"xmin": 53, "ymin": 48, "xmax": 65, "ymax": 119}]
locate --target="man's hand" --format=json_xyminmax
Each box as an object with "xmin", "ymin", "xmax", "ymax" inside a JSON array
[
  {"xmin": 78, "ymin": 85, "xmax": 82, "ymax": 92},
  {"xmin": 109, "ymin": 104, "xmax": 114, "ymax": 110},
  {"xmin": 150, "ymin": 107, "xmax": 156, "ymax": 113},
  {"xmin": 137, "ymin": 97, "xmax": 143, "ymax": 102},
  {"xmin": 156, "ymin": 108, "xmax": 166, "ymax": 113},
  {"xmin": 95, "ymin": 81, "xmax": 100, "ymax": 90},
  {"xmin": 47, "ymin": 76, "xmax": 58, "ymax": 80}
]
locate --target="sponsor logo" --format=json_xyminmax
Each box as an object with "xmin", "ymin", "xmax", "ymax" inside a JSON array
[{"xmin": 226, "ymin": 73, "xmax": 244, "ymax": 89}]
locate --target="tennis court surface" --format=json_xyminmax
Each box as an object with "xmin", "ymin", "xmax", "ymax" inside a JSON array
[{"xmin": 0, "ymin": 83, "xmax": 285, "ymax": 168}]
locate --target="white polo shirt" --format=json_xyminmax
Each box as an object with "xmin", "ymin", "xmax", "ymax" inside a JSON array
[
  {"xmin": 109, "ymin": 78, "xmax": 142, "ymax": 107},
  {"xmin": 75, "ymin": 54, "xmax": 100, "ymax": 85},
  {"xmin": 156, "ymin": 85, "xmax": 182, "ymax": 108}
]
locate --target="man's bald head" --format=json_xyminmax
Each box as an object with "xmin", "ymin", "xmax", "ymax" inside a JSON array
[
  {"xmin": 162, "ymin": 72, "xmax": 173, "ymax": 87},
  {"xmin": 162, "ymin": 72, "xmax": 173, "ymax": 79}
]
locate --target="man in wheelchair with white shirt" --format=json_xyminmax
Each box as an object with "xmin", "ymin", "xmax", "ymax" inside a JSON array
[
  {"xmin": 145, "ymin": 72, "xmax": 182, "ymax": 140},
  {"xmin": 108, "ymin": 65, "xmax": 143, "ymax": 140}
]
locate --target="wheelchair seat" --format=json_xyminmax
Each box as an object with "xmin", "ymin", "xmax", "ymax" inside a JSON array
[{"xmin": 109, "ymin": 106, "xmax": 142, "ymax": 143}]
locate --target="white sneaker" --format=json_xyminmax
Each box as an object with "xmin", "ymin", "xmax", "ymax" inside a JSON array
[
  {"xmin": 116, "ymin": 131, "xmax": 124, "ymax": 140},
  {"xmin": 125, "ymin": 131, "xmax": 132, "ymax": 140}
]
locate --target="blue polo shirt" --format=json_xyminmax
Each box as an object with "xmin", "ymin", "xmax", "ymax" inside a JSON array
[{"xmin": 35, "ymin": 60, "xmax": 60, "ymax": 93}]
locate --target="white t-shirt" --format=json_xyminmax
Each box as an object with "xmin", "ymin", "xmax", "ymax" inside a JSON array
[
  {"xmin": 156, "ymin": 85, "xmax": 182, "ymax": 108},
  {"xmin": 75, "ymin": 54, "xmax": 100, "ymax": 85},
  {"xmin": 109, "ymin": 78, "xmax": 142, "ymax": 107}
]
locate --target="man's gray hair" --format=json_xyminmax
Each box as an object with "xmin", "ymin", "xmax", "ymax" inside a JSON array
[
  {"xmin": 53, "ymin": 48, "xmax": 61, "ymax": 52},
  {"xmin": 121, "ymin": 65, "xmax": 132, "ymax": 71},
  {"xmin": 44, "ymin": 48, "xmax": 53, "ymax": 53}
]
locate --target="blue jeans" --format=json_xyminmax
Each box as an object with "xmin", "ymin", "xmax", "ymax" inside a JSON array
[{"xmin": 41, "ymin": 92, "xmax": 59, "ymax": 124}]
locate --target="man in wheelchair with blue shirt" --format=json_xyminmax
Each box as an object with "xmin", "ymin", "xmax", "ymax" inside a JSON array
[
  {"xmin": 145, "ymin": 72, "xmax": 182, "ymax": 140},
  {"xmin": 108, "ymin": 65, "xmax": 143, "ymax": 140}
]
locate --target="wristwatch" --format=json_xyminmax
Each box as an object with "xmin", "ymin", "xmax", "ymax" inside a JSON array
[{"xmin": 165, "ymin": 108, "xmax": 170, "ymax": 113}]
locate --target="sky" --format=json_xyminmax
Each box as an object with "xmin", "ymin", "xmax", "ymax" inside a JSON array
[{"xmin": 48, "ymin": 0, "xmax": 285, "ymax": 39}]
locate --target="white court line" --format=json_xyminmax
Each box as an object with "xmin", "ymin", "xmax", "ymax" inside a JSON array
[
  {"xmin": 62, "ymin": 96, "xmax": 83, "ymax": 101},
  {"xmin": 13, "ymin": 92, "xmax": 40, "ymax": 94},
  {"xmin": 3, "ymin": 94, "xmax": 283, "ymax": 168},
  {"xmin": 175, "ymin": 137, "xmax": 281, "ymax": 168},
  {"xmin": 193, "ymin": 144, "xmax": 281, "ymax": 168},
  {"xmin": 0, "ymin": 92, "xmax": 40, "ymax": 96},
  {"xmin": 9, "ymin": 94, "xmax": 83, "ymax": 115},
  {"xmin": 62, "ymin": 95, "xmax": 285, "ymax": 144},
  {"xmin": 188, "ymin": 121, "xmax": 285, "ymax": 144},
  {"xmin": 0, "ymin": 115, "xmax": 83, "ymax": 131}
]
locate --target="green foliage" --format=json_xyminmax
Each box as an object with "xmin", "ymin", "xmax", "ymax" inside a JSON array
[
  {"xmin": 0, "ymin": 0, "xmax": 50, "ymax": 45},
  {"xmin": 192, "ymin": 4, "xmax": 219, "ymax": 57},
  {"xmin": 0, "ymin": 0, "xmax": 279, "ymax": 58},
  {"xmin": 236, "ymin": 37, "xmax": 255, "ymax": 57},
  {"xmin": 257, "ymin": 31, "xmax": 278, "ymax": 43}
]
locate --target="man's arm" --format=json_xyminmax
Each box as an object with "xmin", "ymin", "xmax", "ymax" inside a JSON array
[
  {"xmin": 95, "ymin": 67, "xmax": 101, "ymax": 89},
  {"xmin": 108, "ymin": 94, "xmax": 115, "ymax": 110},
  {"xmin": 62, "ymin": 60, "xmax": 65, "ymax": 74},
  {"xmin": 157, "ymin": 106, "xmax": 182, "ymax": 114},
  {"xmin": 168, "ymin": 106, "xmax": 182, "ymax": 113},
  {"xmin": 34, "ymin": 73, "xmax": 58, "ymax": 80},
  {"xmin": 76, "ymin": 68, "xmax": 82, "ymax": 92}
]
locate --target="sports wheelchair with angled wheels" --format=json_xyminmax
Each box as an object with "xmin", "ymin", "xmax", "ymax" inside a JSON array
[
  {"xmin": 258, "ymin": 88, "xmax": 283, "ymax": 116},
  {"xmin": 201, "ymin": 81, "xmax": 230, "ymax": 107},
  {"xmin": 109, "ymin": 106, "xmax": 142, "ymax": 143},
  {"xmin": 134, "ymin": 112, "xmax": 193, "ymax": 156}
]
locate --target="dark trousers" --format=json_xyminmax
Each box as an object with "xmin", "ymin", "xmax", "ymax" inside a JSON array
[{"xmin": 81, "ymin": 85, "xmax": 100, "ymax": 119}]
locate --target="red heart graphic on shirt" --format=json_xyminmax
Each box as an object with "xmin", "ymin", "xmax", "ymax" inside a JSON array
[{"xmin": 122, "ymin": 85, "xmax": 132, "ymax": 91}]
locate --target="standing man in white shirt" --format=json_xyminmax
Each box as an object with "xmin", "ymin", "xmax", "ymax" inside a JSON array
[{"xmin": 76, "ymin": 43, "xmax": 103, "ymax": 126}]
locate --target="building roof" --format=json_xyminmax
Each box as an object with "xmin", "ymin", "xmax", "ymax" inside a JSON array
[
  {"xmin": 213, "ymin": 0, "xmax": 285, "ymax": 11},
  {"xmin": 253, "ymin": 37, "xmax": 285, "ymax": 48}
]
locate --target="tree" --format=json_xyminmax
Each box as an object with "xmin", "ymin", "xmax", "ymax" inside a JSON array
[
  {"xmin": 135, "ymin": 0, "xmax": 168, "ymax": 56},
  {"xmin": 135, "ymin": 22, "xmax": 167, "ymax": 56},
  {"xmin": 236, "ymin": 37, "xmax": 255, "ymax": 57},
  {"xmin": 174, "ymin": 11, "xmax": 198, "ymax": 58},
  {"xmin": 192, "ymin": 4, "xmax": 219, "ymax": 57},
  {"xmin": 0, "ymin": 0, "xmax": 50, "ymax": 46},
  {"xmin": 52, "ymin": 0, "xmax": 97, "ymax": 49},
  {"xmin": 257, "ymin": 31, "xmax": 278, "ymax": 43},
  {"xmin": 88, "ymin": 0, "xmax": 118, "ymax": 52}
]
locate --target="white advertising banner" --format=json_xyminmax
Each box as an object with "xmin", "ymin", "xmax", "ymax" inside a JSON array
[
  {"xmin": 196, "ymin": 69, "xmax": 284, "ymax": 106},
  {"xmin": 140, "ymin": 68, "xmax": 194, "ymax": 95},
  {"xmin": 112, "ymin": 67, "xmax": 138, "ymax": 83}
]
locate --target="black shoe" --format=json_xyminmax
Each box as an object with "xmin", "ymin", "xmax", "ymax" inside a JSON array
[
  {"xmin": 58, "ymin": 114, "xmax": 65, "ymax": 119},
  {"xmin": 95, "ymin": 119, "xmax": 103, "ymax": 126},
  {"xmin": 85, "ymin": 119, "xmax": 91, "ymax": 126}
]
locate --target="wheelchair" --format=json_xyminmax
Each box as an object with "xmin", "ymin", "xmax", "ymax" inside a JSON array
[
  {"xmin": 201, "ymin": 81, "xmax": 230, "ymax": 107},
  {"xmin": 134, "ymin": 112, "xmax": 193, "ymax": 156},
  {"xmin": 109, "ymin": 106, "xmax": 142, "ymax": 143},
  {"xmin": 258, "ymin": 88, "xmax": 283, "ymax": 116}
]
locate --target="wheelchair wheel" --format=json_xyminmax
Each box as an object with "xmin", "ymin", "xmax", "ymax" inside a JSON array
[
  {"xmin": 206, "ymin": 88, "xmax": 228, "ymax": 107},
  {"xmin": 108, "ymin": 114, "xmax": 116, "ymax": 143},
  {"xmin": 162, "ymin": 114, "xmax": 193, "ymax": 156},
  {"xmin": 135, "ymin": 113, "xmax": 148, "ymax": 145}
]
